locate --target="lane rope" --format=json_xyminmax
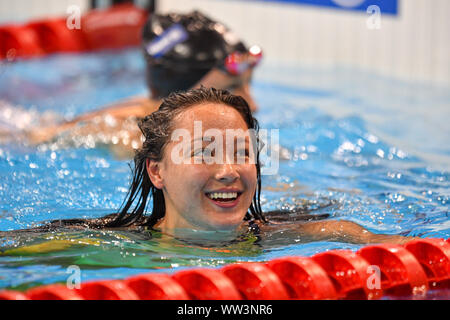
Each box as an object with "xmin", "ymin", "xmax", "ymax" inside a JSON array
[
  {"xmin": 0, "ymin": 4, "xmax": 148, "ymax": 60},
  {"xmin": 0, "ymin": 238, "xmax": 448, "ymax": 300}
]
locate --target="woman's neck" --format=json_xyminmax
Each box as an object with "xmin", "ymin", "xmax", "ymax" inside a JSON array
[{"xmin": 154, "ymin": 216, "xmax": 241, "ymax": 241}]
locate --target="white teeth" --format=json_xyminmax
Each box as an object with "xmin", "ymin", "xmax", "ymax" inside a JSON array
[{"xmin": 207, "ymin": 192, "xmax": 238, "ymax": 200}]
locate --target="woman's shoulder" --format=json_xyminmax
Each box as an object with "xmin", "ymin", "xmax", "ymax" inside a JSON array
[
  {"xmin": 263, "ymin": 209, "xmax": 330, "ymax": 223},
  {"xmin": 1, "ymin": 213, "xmax": 120, "ymax": 236}
]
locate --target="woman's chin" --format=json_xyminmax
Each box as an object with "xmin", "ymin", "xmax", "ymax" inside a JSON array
[{"xmin": 203, "ymin": 210, "xmax": 247, "ymax": 230}]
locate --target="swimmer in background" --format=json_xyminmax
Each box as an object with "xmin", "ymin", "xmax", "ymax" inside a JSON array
[
  {"xmin": 25, "ymin": 11, "xmax": 261, "ymax": 158},
  {"xmin": 19, "ymin": 87, "xmax": 414, "ymax": 245}
]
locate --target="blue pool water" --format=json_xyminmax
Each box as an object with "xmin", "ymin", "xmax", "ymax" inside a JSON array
[{"xmin": 0, "ymin": 49, "xmax": 449, "ymax": 292}]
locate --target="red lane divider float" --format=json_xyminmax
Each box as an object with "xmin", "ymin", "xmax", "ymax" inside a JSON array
[
  {"xmin": 1, "ymin": 238, "xmax": 449, "ymax": 300},
  {"xmin": 173, "ymin": 268, "xmax": 241, "ymax": 300},
  {"xmin": 221, "ymin": 262, "xmax": 289, "ymax": 300},
  {"xmin": 76, "ymin": 280, "xmax": 139, "ymax": 300},
  {"xmin": 312, "ymin": 250, "xmax": 382, "ymax": 300},
  {"xmin": 0, "ymin": 290, "xmax": 29, "ymax": 300},
  {"xmin": 357, "ymin": 244, "xmax": 429, "ymax": 296},
  {"xmin": 125, "ymin": 273, "xmax": 189, "ymax": 300},
  {"xmin": 267, "ymin": 257, "xmax": 337, "ymax": 300},
  {"xmin": 27, "ymin": 18, "xmax": 86, "ymax": 54},
  {"xmin": 0, "ymin": 3, "xmax": 148, "ymax": 60},
  {"xmin": 82, "ymin": 4, "xmax": 147, "ymax": 51},
  {"xmin": 404, "ymin": 238, "xmax": 450, "ymax": 289},
  {"xmin": 26, "ymin": 284, "xmax": 83, "ymax": 300},
  {"xmin": 0, "ymin": 25, "xmax": 44, "ymax": 59}
]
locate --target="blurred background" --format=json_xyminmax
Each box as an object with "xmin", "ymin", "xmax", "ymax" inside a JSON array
[{"xmin": 0, "ymin": 0, "xmax": 448, "ymax": 86}]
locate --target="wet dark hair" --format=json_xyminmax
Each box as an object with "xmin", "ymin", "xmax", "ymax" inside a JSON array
[
  {"xmin": 106, "ymin": 87, "xmax": 266, "ymax": 228},
  {"xmin": 142, "ymin": 11, "xmax": 247, "ymax": 98}
]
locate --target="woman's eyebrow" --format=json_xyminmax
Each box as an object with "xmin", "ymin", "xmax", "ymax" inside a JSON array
[{"xmin": 191, "ymin": 136, "xmax": 216, "ymax": 143}]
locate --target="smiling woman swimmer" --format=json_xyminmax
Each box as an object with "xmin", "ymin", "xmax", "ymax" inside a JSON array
[
  {"xmin": 24, "ymin": 11, "xmax": 262, "ymax": 158},
  {"xmin": 10, "ymin": 87, "xmax": 416, "ymax": 245}
]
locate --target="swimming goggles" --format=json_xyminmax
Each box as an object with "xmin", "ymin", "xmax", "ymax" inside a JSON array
[{"xmin": 221, "ymin": 45, "xmax": 263, "ymax": 76}]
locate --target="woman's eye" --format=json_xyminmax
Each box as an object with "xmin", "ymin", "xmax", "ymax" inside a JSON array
[
  {"xmin": 204, "ymin": 148, "xmax": 215, "ymax": 157},
  {"xmin": 226, "ymin": 81, "xmax": 242, "ymax": 91},
  {"xmin": 238, "ymin": 149, "xmax": 249, "ymax": 156},
  {"xmin": 192, "ymin": 149, "xmax": 215, "ymax": 160},
  {"xmin": 236, "ymin": 149, "xmax": 250, "ymax": 161},
  {"xmin": 192, "ymin": 149, "xmax": 203, "ymax": 157}
]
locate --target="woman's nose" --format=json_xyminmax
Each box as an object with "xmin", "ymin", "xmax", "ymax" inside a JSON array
[
  {"xmin": 231, "ymin": 84, "xmax": 258, "ymax": 112},
  {"xmin": 214, "ymin": 163, "xmax": 240, "ymax": 183}
]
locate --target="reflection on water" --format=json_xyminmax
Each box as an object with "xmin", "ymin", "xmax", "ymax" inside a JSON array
[{"xmin": 0, "ymin": 226, "xmax": 261, "ymax": 289}]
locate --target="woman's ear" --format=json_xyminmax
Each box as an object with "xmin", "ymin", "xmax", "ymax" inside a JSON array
[{"xmin": 146, "ymin": 158, "xmax": 164, "ymax": 189}]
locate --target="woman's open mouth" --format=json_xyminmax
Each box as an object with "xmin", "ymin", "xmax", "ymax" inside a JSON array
[{"xmin": 205, "ymin": 191, "xmax": 242, "ymax": 208}]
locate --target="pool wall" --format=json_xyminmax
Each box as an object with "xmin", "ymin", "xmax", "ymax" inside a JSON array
[
  {"xmin": 1, "ymin": 0, "xmax": 448, "ymax": 86},
  {"xmin": 158, "ymin": 0, "xmax": 449, "ymax": 87}
]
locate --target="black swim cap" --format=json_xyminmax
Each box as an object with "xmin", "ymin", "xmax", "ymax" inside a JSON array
[{"xmin": 142, "ymin": 11, "xmax": 247, "ymax": 98}]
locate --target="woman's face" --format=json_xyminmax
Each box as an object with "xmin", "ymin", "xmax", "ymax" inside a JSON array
[{"xmin": 148, "ymin": 103, "xmax": 257, "ymax": 235}]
